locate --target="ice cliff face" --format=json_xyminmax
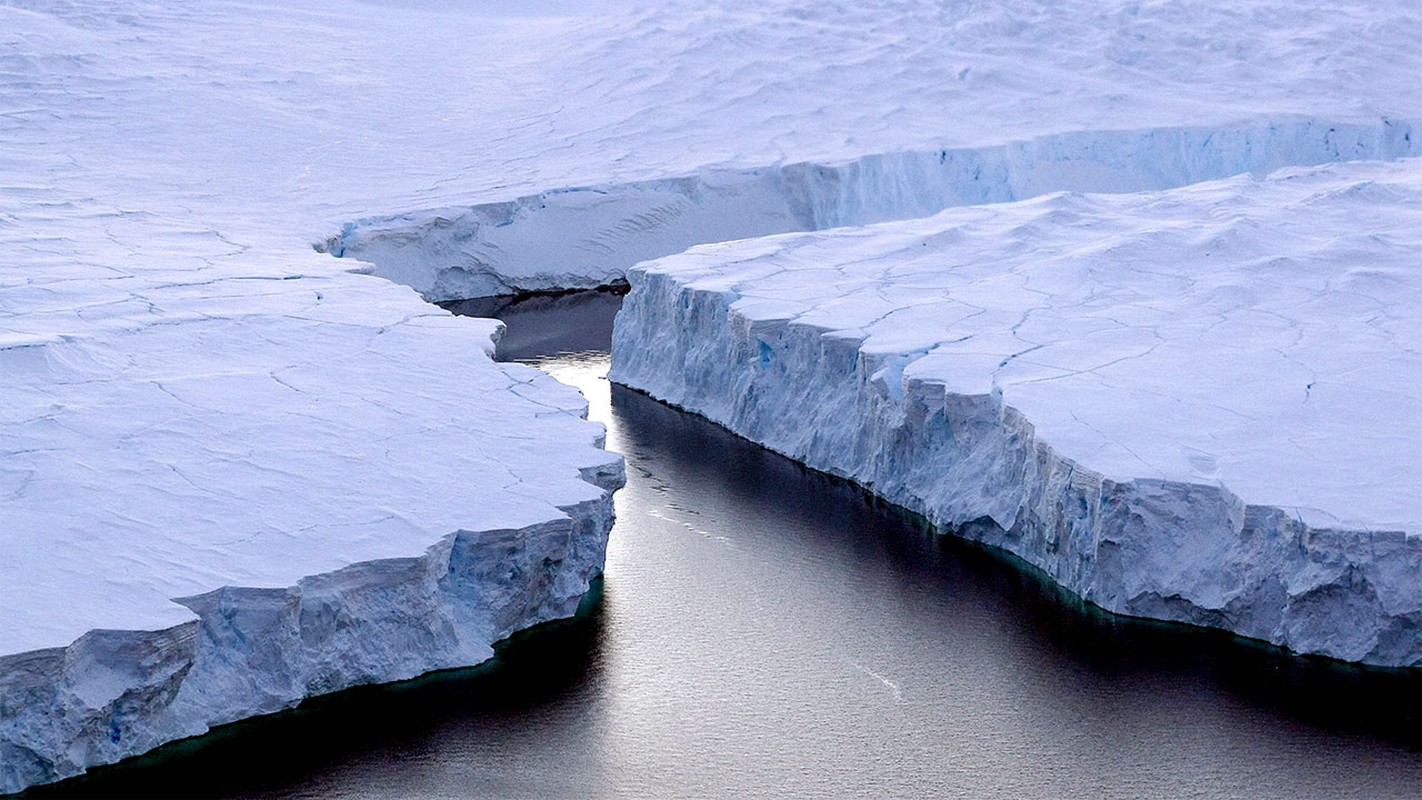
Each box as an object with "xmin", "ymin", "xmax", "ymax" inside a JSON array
[
  {"xmin": 608, "ymin": 160, "xmax": 1422, "ymax": 668},
  {"xmin": 330, "ymin": 119, "xmax": 1419, "ymax": 302}
]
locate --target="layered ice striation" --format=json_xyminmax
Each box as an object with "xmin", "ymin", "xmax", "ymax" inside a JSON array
[{"xmin": 610, "ymin": 159, "xmax": 1422, "ymax": 667}]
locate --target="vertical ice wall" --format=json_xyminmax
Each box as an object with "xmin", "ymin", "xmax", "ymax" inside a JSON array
[
  {"xmin": 0, "ymin": 495, "xmax": 617, "ymax": 794},
  {"xmin": 329, "ymin": 118, "xmax": 1418, "ymax": 302}
]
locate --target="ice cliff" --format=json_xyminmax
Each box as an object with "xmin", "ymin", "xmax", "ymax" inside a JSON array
[
  {"xmin": 4, "ymin": 0, "xmax": 1420, "ymax": 791},
  {"xmin": 609, "ymin": 159, "xmax": 1422, "ymax": 668},
  {"xmin": 331, "ymin": 119, "xmax": 1419, "ymax": 302},
  {"xmin": 0, "ymin": 498, "xmax": 617, "ymax": 795},
  {"xmin": 0, "ymin": 272, "xmax": 624, "ymax": 793}
]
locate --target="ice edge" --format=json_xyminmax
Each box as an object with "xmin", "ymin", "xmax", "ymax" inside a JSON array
[
  {"xmin": 0, "ymin": 376, "xmax": 626, "ymax": 795},
  {"xmin": 608, "ymin": 249, "xmax": 1421, "ymax": 670},
  {"xmin": 326, "ymin": 117, "xmax": 1420, "ymax": 302}
]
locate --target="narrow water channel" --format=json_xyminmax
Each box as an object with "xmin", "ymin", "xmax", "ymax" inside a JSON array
[{"xmin": 33, "ymin": 290, "xmax": 1420, "ymax": 799}]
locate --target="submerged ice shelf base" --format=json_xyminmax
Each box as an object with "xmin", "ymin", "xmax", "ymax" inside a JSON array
[{"xmin": 609, "ymin": 160, "xmax": 1422, "ymax": 668}]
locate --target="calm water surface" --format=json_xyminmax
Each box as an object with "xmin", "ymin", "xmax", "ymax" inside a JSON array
[{"xmin": 35, "ymin": 290, "xmax": 1421, "ymax": 799}]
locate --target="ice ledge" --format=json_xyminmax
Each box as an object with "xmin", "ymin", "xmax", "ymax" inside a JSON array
[
  {"xmin": 0, "ymin": 266, "xmax": 628, "ymax": 793},
  {"xmin": 608, "ymin": 161, "xmax": 1421, "ymax": 668}
]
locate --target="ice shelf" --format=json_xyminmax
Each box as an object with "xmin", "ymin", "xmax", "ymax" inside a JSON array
[
  {"xmin": 0, "ymin": 261, "xmax": 625, "ymax": 793},
  {"xmin": 610, "ymin": 159, "xmax": 1422, "ymax": 667},
  {"xmin": 335, "ymin": 119, "xmax": 1418, "ymax": 302}
]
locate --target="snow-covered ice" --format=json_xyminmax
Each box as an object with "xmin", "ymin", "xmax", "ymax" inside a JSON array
[
  {"xmin": 610, "ymin": 158, "xmax": 1422, "ymax": 667},
  {"xmin": 2, "ymin": 0, "xmax": 1420, "ymax": 790},
  {"xmin": 0, "ymin": 0, "xmax": 653, "ymax": 791}
]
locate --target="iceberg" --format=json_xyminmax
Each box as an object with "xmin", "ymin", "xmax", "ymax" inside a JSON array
[{"xmin": 609, "ymin": 159, "xmax": 1422, "ymax": 667}]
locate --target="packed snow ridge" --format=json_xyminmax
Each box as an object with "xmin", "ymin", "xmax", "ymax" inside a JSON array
[{"xmin": 610, "ymin": 159, "xmax": 1422, "ymax": 667}]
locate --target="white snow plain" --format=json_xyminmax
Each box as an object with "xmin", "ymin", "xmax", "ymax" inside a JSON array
[
  {"xmin": 610, "ymin": 158, "xmax": 1422, "ymax": 667},
  {"xmin": 2, "ymin": 0, "xmax": 1420, "ymax": 791}
]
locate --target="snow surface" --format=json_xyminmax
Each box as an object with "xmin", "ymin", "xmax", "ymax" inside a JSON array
[
  {"xmin": 0, "ymin": 283, "xmax": 621, "ymax": 655},
  {"xmin": 610, "ymin": 159, "xmax": 1422, "ymax": 666},
  {"xmin": 2, "ymin": 0, "xmax": 1420, "ymax": 790}
]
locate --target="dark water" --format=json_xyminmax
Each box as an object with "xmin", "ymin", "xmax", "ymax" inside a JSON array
[{"xmin": 33, "ymin": 290, "xmax": 1421, "ymax": 799}]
